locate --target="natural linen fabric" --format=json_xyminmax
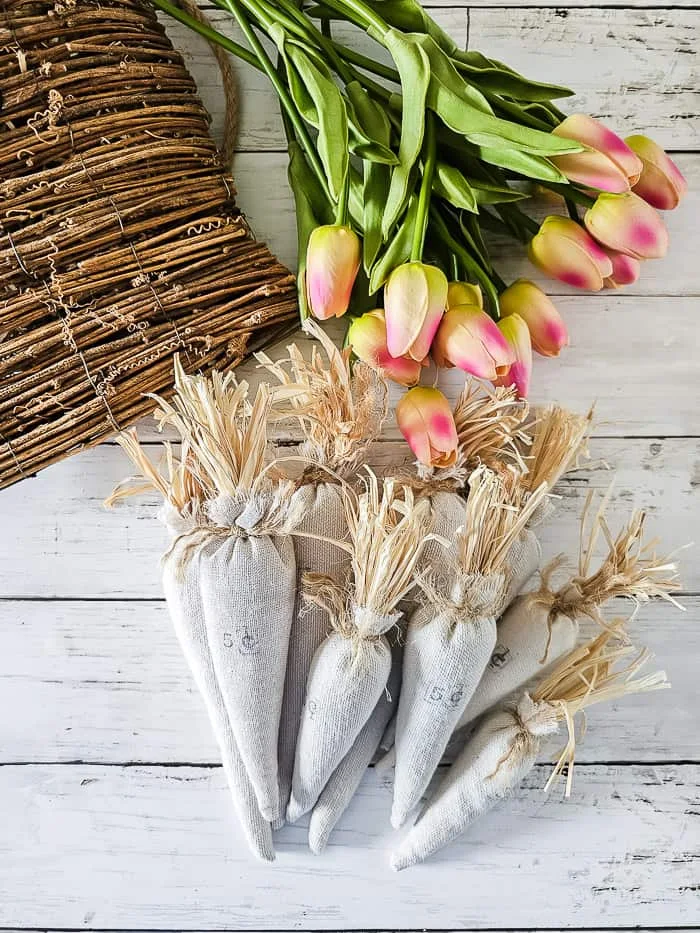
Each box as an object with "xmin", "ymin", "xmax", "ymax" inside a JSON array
[
  {"xmin": 391, "ymin": 694, "xmax": 560, "ymax": 870},
  {"xmin": 158, "ymin": 504, "xmax": 274, "ymax": 861},
  {"xmin": 308, "ymin": 647, "xmax": 403, "ymax": 854},
  {"xmin": 391, "ymin": 573, "xmax": 502, "ymax": 828},
  {"xmin": 199, "ymin": 494, "xmax": 297, "ymax": 823},
  {"xmin": 277, "ymin": 481, "xmax": 348, "ymax": 822},
  {"xmin": 287, "ymin": 607, "xmax": 396, "ymax": 823},
  {"xmin": 455, "ymin": 594, "xmax": 578, "ymax": 731}
]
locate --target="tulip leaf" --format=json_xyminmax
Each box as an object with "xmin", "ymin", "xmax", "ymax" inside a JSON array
[
  {"xmin": 370, "ymin": 0, "xmax": 459, "ymax": 56},
  {"xmin": 270, "ymin": 26, "xmax": 349, "ymax": 201},
  {"xmin": 346, "ymin": 89, "xmax": 398, "ymax": 165},
  {"xmin": 426, "ymin": 75, "xmax": 582, "ymax": 156},
  {"xmin": 363, "ymin": 160, "xmax": 391, "ymax": 273},
  {"xmin": 478, "ymin": 146, "xmax": 569, "ymax": 183},
  {"xmin": 469, "ymin": 180, "xmax": 528, "ymax": 204},
  {"xmin": 454, "ymin": 51, "xmax": 574, "ymax": 102},
  {"xmin": 286, "ymin": 140, "xmax": 334, "ymax": 318},
  {"xmin": 381, "ymin": 30, "xmax": 431, "ymax": 238},
  {"xmin": 347, "ymin": 164, "xmax": 365, "ymax": 229},
  {"xmin": 432, "ymin": 162, "xmax": 480, "ymax": 213},
  {"xmin": 369, "ymin": 196, "xmax": 419, "ymax": 294},
  {"xmin": 414, "ymin": 34, "xmax": 493, "ymax": 116},
  {"xmin": 465, "ymin": 131, "xmax": 567, "ymax": 157}
]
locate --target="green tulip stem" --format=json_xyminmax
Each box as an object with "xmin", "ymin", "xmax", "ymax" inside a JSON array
[
  {"xmin": 335, "ymin": 168, "xmax": 350, "ymax": 226},
  {"xmin": 429, "ymin": 207, "xmax": 500, "ymax": 315},
  {"xmin": 220, "ymin": 0, "xmax": 331, "ymax": 200},
  {"xmin": 332, "ymin": 43, "xmax": 400, "ymax": 84},
  {"xmin": 319, "ymin": 0, "xmax": 389, "ymax": 39},
  {"xmin": 150, "ymin": 0, "xmax": 259, "ymax": 70},
  {"xmin": 411, "ymin": 112, "xmax": 437, "ymax": 262}
]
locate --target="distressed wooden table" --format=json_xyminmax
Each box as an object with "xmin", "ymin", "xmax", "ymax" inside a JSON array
[{"xmin": 1, "ymin": 3, "xmax": 699, "ymax": 929}]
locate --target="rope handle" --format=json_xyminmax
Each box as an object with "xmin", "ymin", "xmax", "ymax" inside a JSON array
[{"xmin": 175, "ymin": 0, "xmax": 239, "ymax": 165}]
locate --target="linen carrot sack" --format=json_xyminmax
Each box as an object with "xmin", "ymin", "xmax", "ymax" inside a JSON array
[
  {"xmin": 259, "ymin": 321, "xmax": 388, "ymax": 821},
  {"xmin": 455, "ymin": 500, "xmax": 681, "ymax": 732},
  {"xmin": 286, "ymin": 472, "xmax": 433, "ymax": 822},
  {"xmin": 308, "ymin": 644, "xmax": 403, "ymax": 854},
  {"xmin": 153, "ymin": 363, "xmax": 305, "ymax": 824},
  {"xmin": 391, "ymin": 466, "xmax": 548, "ymax": 830},
  {"xmin": 106, "ymin": 431, "xmax": 275, "ymax": 861},
  {"xmin": 392, "ymin": 627, "xmax": 669, "ymax": 870}
]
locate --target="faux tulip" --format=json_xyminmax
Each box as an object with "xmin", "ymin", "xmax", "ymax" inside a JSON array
[
  {"xmin": 396, "ymin": 387, "xmax": 458, "ymax": 468},
  {"xmin": 625, "ymin": 134, "xmax": 688, "ymax": 210},
  {"xmin": 494, "ymin": 314, "xmax": 533, "ymax": 399},
  {"xmin": 553, "ymin": 114, "xmax": 642, "ymax": 186},
  {"xmin": 447, "ymin": 281, "xmax": 483, "ymax": 310},
  {"xmin": 384, "ymin": 262, "xmax": 448, "ymax": 361},
  {"xmin": 499, "ymin": 280, "xmax": 568, "ymax": 357},
  {"xmin": 431, "ymin": 304, "xmax": 514, "ymax": 380},
  {"xmin": 584, "ymin": 192, "xmax": 668, "ymax": 260},
  {"xmin": 528, "ymin": 215, "xmax": 613, "ymax": 291},
  {"xmin": 305, "ymin": 224, "xmax": 361, "ymax": 320},
  {"xmin": 604, "ymin": 250, "xmax": 641, "ymax": 289},
  {"xmin": 347, "ymin": 310, "xmax": 423, "ymax": 387}
]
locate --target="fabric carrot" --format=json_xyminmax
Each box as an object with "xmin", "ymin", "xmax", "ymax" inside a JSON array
[
  {"xmin": 392, "ymin": 626, "xmax": 669, "ymax": 870},
  {"xmin": 106, "ymin": 431, "xmax": 275, "ymax": 860},
  {"xmin": 391, "ymin": 466, "xmax": 548, "ymax": 829},
  {"xmin": 308, "ymin": 646, "xmax": 403, "ymax": 854},
  {"xmin": 154, "ymin": 362, "xmax": 304, "ymax": 823},
  {"xmin": 259, "ymin": 320, "xmax": 388, "ymax": 823},
  {"xmin": 456, "ymin": 497, "xmax": 682, "ymax": 731},
  {"xmin": 287, "ymin": 472, "xmax": 432, "ymax": 822}
]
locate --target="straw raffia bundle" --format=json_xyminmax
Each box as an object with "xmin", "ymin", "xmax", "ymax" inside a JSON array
[{"xmin": 0, "ymin": 0, "xmax": 297, "ymax": 489}]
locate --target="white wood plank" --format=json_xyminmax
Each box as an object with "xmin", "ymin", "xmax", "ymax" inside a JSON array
[
  {"xmin": 1, "ymin": 763, "xmax": 697, "ymax": 928},
  {"xmin": 0, "ymin": 597, "xmax": 693, "ymax": 764},
  {"xmin": 232, "ymin": 151, "xmax": 700, "ymax": 296},
  {"xmin": 0, "ymin": 437, "xmax": 696, "ymax": 599},
  {"xmin": 169, "ymin": 8, "xmax": 699, "ymax": 151}
]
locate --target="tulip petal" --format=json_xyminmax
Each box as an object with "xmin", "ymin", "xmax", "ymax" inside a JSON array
[
  {"xmin": 495, "ymin": 314, "xmax": 533, "ymax": 399},
  {"xmin": 384, "ymin": 263, "xmax": 447, "ymax": 360},
  {"xmin": 529, "ymin": 226, "xmax": 609, "ymax": 291},
  {"xmin": 626, "ymin": 135, "xmax": 687, "ymax": 210},
  {"xmin": 500, "ymin": 280, "xmax": 568, "ymax": 357},
  {"xmin": 584, "ymin": 192, "xmax": 668, "ymax": 260},
  {"xmin": 554, "ymin": 114, "xmax": 642, "ymax": 184},
  {"xmin": 603, "ymin": 250, "xmax": 641, "ymax": 289},
  {"xmin": 396, "ymin": 387, "xmax": 458, "ymax": 467},
  {"xmin": 551, "ymin": 148, "xmax": 630, "ymax": 193},
  {"xmin": 447, "ymin": 281, "xmax": 483, "ymax": 310},
  {"xmin": 306, "ymin": 225, "xmax": 361, "ymax": 320},
  {"xmin": 348, "ymin": 310, "xmax": 422, "ymax": 387}
]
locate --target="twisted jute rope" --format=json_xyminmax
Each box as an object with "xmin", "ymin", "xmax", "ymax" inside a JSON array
[{"xmin": 0, "ymin": 0, "xmax": 297, "ymax": 490}]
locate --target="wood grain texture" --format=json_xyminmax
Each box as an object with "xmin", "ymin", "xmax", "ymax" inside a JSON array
[
  {"xmin": 1, "ymin": 437, "xmax": 697, "ymax": 599},
  {"xmin": 173, "ymin": 8, "xmax": 699, "ymax": 151},
  {"xmin": 0, "ymin": 597, "xmax": 693, "ymax": 764},
  {"xmin": 1, "ymin": 763, "xmax": 697, "ymax": 929},
  {"xmin": 232, "ymin": 152, "xmax": 700, "ymax": 297}
]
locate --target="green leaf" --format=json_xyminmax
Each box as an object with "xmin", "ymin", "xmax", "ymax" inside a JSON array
[
  {"xmin": 270, "ymin": 26, "xmax": 349, "ymax": 201},
  {"xmin": 369, "ymin": 196, "xmax": 419, "ymax": 293},
  {"xmin": 346, "ymin": 92, "xmax": 398, "ymax": 165},
  {"xmin": 432, "ymin": 162, "xmax": 478, "ymax": 213},
  {"xmin": 346, "ymin": 80, "xmax": 392, "ymax": 146},
  {"xmin": 469, "ymin": 180, "xmax": 528, "ymax": 205},
  {"xmin": 381, "ymin": 30, "xmax": 431, "ymax": 237},
  {"xmin": 465, "ymin": 131, "xmax": 573, "ymax": 157},
  {"xmin": 414, "ymin": 34, "xmax": 493, "ymax": 116},
  {"xmin": 371, "ymin": 0, "xmax": 459, "ymax": 56},
  {"xmin": 455, "ymin": 50, "xmax": 573, "ymax": 102},
  {"xmin": 363, "ymin": 160, "xmax": 391, "ymax": 273},
  {"xmin": 426, "ymin": 76, "xmax": 582, "ymax": 156},
  {"xmin": 286, "ymin": 140, "xmax": 334, "ymax": 317},
  {"xmin": 477, "ymin": 146, "xmax": 569, "ymax": 183}
]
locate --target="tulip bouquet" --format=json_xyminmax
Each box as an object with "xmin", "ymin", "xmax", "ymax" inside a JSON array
[{"xmin": 156, "ymin": 0, "xmax": 686, "ymax": 453}]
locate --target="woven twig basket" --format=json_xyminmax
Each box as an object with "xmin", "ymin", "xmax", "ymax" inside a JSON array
[{"xmin": 0, "ymin": 0, "xmax": 298, "ymax": 490}]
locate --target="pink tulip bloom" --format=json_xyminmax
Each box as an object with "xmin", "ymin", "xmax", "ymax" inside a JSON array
[
  {"xmin": 347, "ymin": 309, "xmax": 423, "ymax": 387},
  {"xmin": 528, "ymin": 215, "xmax": 613, "ymax": 291},
  {"xmin": 553, "ymin": 114, "xmax": 642, "ymax": 185},
  {"xmin": 626, "ymin": 135, "xmax": 688, "ymax": 210},
  {"xmin": 584, "ymin": 192, "xmax": 668, "ymax": 260},
  {"xmin": 604, "ymin": 250, "xmax": 641, "ymax": 289},
  {"xmin": 305, "ymin": 224, "xmax": 361, "ymax": 320},
  {"xmin": 500, "ymin": 280, "xmax": 568, "ymax": 358},
  {"xmin": 432, "ymin": 304, "xmax": 514, "ymax": 380},
  {"xmin": 494, "ymin": 314, "xmax": 533, "ymax": 399},
  {"xmin": 384, "ymin": 262, "xmax": 448, "ymax": 362},
  {"xmin": 447, "ymin": 281, "xmax": 483, "ymax": 310},
  {"xmin": 396, "ymin": 387, "xmax": 459, "ymax": 468}
]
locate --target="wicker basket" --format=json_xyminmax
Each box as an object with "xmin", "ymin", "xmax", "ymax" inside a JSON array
[{"xmin": 0, "ymin": 0, "xmax": 298, "ymax": 489}]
